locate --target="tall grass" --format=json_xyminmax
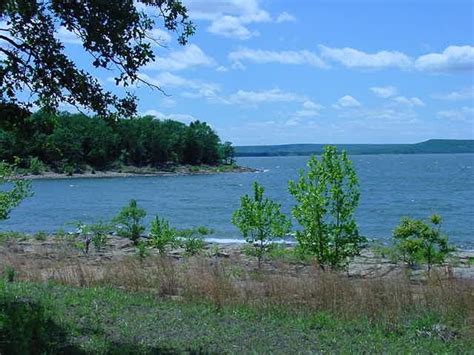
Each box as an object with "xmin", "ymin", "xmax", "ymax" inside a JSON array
[{"xmin": 1, "ymin": 252, "xmax": 472, "ymax": 327}]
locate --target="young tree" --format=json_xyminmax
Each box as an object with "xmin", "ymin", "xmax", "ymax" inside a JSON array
[
  {"xmin": 1, "ymin": 0, "xmax": 194, "ymax": 118},
  {"xmin": 393, "ymin": 214, "xmax": 453, "ymax": 271},
  {"xmin": 113, "ymin": 199, "xmax": 146, "ymax": 245},
  {"xmin": 0, "ymin": 160, "xmax": 31, "ymax": 220},
  {"xmin": 232, "ymin": 182, "xmax": 291, "ymax": 268},
  {"xmin": 288, "ymin": 146, "xmax": 364, "ymax": 269}
]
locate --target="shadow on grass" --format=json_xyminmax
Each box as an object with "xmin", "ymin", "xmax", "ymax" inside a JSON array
[{"xmin": 0, "ymin": 297, "xmax": 210, "ymax": 354}]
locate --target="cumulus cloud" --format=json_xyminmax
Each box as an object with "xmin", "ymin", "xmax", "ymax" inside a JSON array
[
  {"xmin": 139, "ymin": 72, "xmax": 223, "ymax": 102},
  {"xmin": 185, "ymin": 0, "xmax": 291, "ymax": 40},
  {"xmin": 415, "ymin": 45, "xmax": 474, "ymax": 72},
  {"xmin": 228, "ymin": 48, "xmax": 327, "ymax": 68},
  {"xmin": 208, "ymin": 15, "xmax": 257, "ymax": 40},
  {"xmin": 145, "ymin": 44, "xmax": 215, "ymax": 71},
  {"xmin": 319, "ymin": 44, "xmax": 473, "ymax": 72},
  {"xmin": 319, "ymin": 45, "xmax": 412, "ymax": 70},
  {"xmin": 276, "ymin": 12, "xmax": 296, "ymax": 23},
  {"xmin": 333, "ymin": 95, "xmax": 362, "ymax": 108},
  {"xmin": 56, "ymin": 26, "xmax": 82, "ymax": 44},
  {"xmin": 392, "ymin": 96, "xmax": 425, "ymax": 107},
  {"xmin": 370, "ymin": 86, "xmax": 398, "ymax": 98},
  {"xmin": 229, "ymin": 88, "xmax": 307, "ymax": 105},
  {"xmin": 147, "ymin": 28, "xmax": 172, "ymax": 45},
  {"xmin": 437, "ymin": 107, "xmax": 474, "ymax": 121},
  {"xmin": 432, "ymin": 87, "xmax": 474, "ymax": 101}
]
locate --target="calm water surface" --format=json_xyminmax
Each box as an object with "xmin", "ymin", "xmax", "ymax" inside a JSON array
[{"xmin": 2, "ymin": 154, "xmax": 473, "ymax": 247}]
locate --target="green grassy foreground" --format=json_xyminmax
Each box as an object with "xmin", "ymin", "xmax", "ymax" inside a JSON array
[{"xmin": 1, "ymin": 279, "xmax": 472, "ymax": 354}]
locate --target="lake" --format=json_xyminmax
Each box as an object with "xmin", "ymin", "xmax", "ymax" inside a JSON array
[{"xmin": 2, "ymin": 154, "xmax": 473, "ymax": 248}]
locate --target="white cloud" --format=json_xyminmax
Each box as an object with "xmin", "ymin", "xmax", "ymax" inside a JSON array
[
  {"xmin": 208, "ymin": 15, "xmax": 256, "ymax": 40},
  {"xmin": 216, "ymin": 65, "xmax": 228, "ymax": 72},
  {"xmin": 432, "ymin": 87, "xmax": 474, "ymax": 101},
  {"xmin": 320, "ymin": 45, "xmax": 412, "ymax": 70},
  {"xmin": 147, "ymin": 28, "xmax": 172, "ymax": 45},
  {"xmin": 370, "ymin": 86, "xmax": 398, "ymax": 98},
  {"xmin": 276, "ymin": 12, "xmax": 296, "ymax": 23},
  {"xmin": 146, "ymin": 44, "xmax": 215, "ymax": 71},
  {"xmin": 302, "ymin": 100, "xmax": 323, "ymax": 110},
  {"xmin": 229, "ymin": 88, "xmax": 306, "ymax": 105},
  {"xmin": 56, "ymin": 26, "xmax": 82, "ymax": 44},
  {"xmin": 228, "ymin": 48, "xmax": 327, "ymax": 68},
  {"xmin": 437, "ymin": 107, "xmax": 474, "ymax": 121},
  {"xmin": 186, "ymin": 0, "xmax": 292, "ymax": 40},
  {"xmin": 143, "ymin": 110, "xmax": 198, "ymax": 124},
  {"xmin": 391, "ymin": 96, "xmax": 425, "ymax": 107},
  {"xmin": 415, "ymin": 45, "xmax": 474, "ymax": 72},
  {"xmin": 334, "ymin": 95, "xmax": 362, "ymax": 108},
  {"xmin": 139, "ymin": 72, "xmax": 222, "ymax": 102}
]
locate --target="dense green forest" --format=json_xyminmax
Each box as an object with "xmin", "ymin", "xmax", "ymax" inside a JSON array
[
  {"xmin": 235, "ymin": 139, "xmax": 474, "ymax": 157},
  {"xmin": 0, "ymin": 107, "xmax": 234, "ymax": 173}
]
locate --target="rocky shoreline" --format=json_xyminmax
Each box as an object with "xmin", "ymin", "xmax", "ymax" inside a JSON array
[
  {"xmin": 14, "ymin": 165, "xmax": 257, "ymax": 180},
  {"xmin": 1, "ymin": 235, "xmax": 472, "ymax": 282}
]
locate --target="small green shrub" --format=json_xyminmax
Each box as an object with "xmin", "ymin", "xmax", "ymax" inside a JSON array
[
  {"xmin": 393, "ymin": 214, "xmax": 454, "ymax": 271},
  {"xmin": 113, "ymin": 199, "xmax": 146, "ymax": 245},
  {"xmin": 195, "ymin": 226, "xmax": 214, "ymax": 236},
  {"xmin": 27, "ymin": 157, "xmax": 46, "ymax": 175},
  {"xmin": 148, "ymin": 216, "xmax": 178, "ymax": 253},
  {"xmin": 33, "ymin": 231, "xmax": 48, "ymax": 241},
  {"xmin": 232, "ymin": 182, "xmax": 291, "ymax": 268},
  {"xmin": 136, "ymin": 240, "xmax": 149, "ymax": 260},
  {"xmin": 180, "ymin": 230, "xmax": 205, "ymax": 256},
  {"xmin": 83, "ymin": 221, "xmax": 111, "ymax": 252}
]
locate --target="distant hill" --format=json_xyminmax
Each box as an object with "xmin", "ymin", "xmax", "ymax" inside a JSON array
[{"xmin": 234, "ymin": 139, "xmax": 474, "ymax": 157}]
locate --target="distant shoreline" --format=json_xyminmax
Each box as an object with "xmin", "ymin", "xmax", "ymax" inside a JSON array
[
  {"xmin": 14, "ymin": 165, "xmax": 257, "ymax": 180},
  {"xmin": 235, "ymin": 139, "xmax": 474, "ymax": 157}
]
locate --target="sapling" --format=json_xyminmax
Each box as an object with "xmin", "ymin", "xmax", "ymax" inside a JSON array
[{"xmin": 232, "ymin": 182, "xmax": 291, "ymax": 268}]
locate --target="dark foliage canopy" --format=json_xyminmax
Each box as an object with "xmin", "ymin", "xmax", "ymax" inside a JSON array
[
  {"xmin": 0, "ymin": 110, "xmax": 233, "ymax": 171},
  {"xmin": 0, "ymin": 0, "xmax": 194, "ymax": 118}
]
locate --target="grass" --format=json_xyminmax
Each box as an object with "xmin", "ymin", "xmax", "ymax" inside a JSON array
[
  {"xmin": 1, "ymin": 236, "xmax": 473, "ymax": 353},
  {"xmin": 1, "ymin": 279, "xmax": 472, "ymax": 354}
]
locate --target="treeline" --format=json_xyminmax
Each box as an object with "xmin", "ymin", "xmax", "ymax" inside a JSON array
[
  {"xmin": 235, "ymin": 139, "xmax": 474, "ymax": 157},
  {"xmin": 0, "ymin": 108, "xmax": 234, "ymax": 173}
]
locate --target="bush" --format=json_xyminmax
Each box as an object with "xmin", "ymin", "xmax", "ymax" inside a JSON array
[
  {"xmin": 179, "ymin": 229, "xmax": 205, "ymax": 256},
  {"xmin": 393, "ymin": 214, "xmax": 454, "ymax": 271},
  {"xmin": 82, "ymin": 221, "xmax": 111, "ymax": 252},
  {"xmin": 232, "ymin": 182, "xmax": 291, "ymax": 268},
  {"xmin": 27, "ymin": 156, "xmax": 46, "ymax": 175},
  {"xmin": 148, "ymin": 216, "xmax": 178, "ymax": 253},
  {"xmin": 288, "ymin": 146, "xmax": 365, "ymax": 270},
  {"xmin": 113, "ymin": 199, "xmax": 146, "ymax": 245}
]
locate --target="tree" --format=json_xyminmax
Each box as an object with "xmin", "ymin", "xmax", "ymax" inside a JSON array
[
  {"xmin": 232, "ymin": 182, "xmax": 291, "ymax": 268},
  {"xmin": 0, "ymin": 160, "xmax": 31, "ymax": 220},
  {"xmin": 288, "ymin": 146, "xmax": 364, "ymax": 270},
  {"xmin": 393, "ymin": 214, "xmax": 453, "ymax": 271},
  {"xmin": 0, "ymin": 0, "xmax": 194, "ymax": 118},
  {"xmin": 113, "ymin": 199, "xmax": 146, "ymax": 245},
  {"xmin": 220, "ymin": 141, "xmax": 235, "ymax": 165}
]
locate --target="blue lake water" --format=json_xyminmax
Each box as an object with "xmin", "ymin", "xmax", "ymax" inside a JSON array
[{"xmin": 2, "ymin": 154, "xmax": 474, "ymax": 248}]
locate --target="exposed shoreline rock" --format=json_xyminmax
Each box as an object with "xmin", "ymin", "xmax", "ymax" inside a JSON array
[{"xmin": 14, "ymin": 165, "xmax": 258, "ymax": 180}]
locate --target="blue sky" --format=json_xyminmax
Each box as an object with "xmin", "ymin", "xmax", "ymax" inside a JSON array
[{"xmin": 61, "ymin": 1, "xmax": 474, "ymax": 144}]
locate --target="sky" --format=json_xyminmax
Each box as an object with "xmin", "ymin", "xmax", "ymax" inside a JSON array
[{"xmin": 55, "ymin": 1, "xmax": 474, "ymax": 144}]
